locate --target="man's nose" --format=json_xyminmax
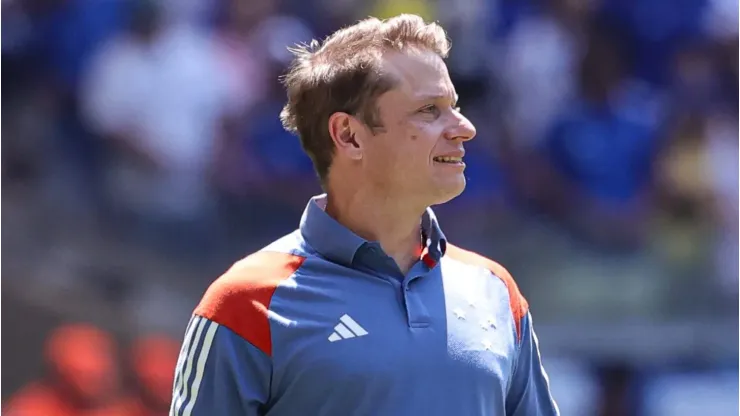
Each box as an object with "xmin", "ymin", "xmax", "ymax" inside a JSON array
[{"xmin": 445, "ymin": 112, "xmax": 476, "ymax": 142}]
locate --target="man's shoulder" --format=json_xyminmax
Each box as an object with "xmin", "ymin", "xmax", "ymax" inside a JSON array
[
  {"xmin": 201, "ymin": 250, "xmax": 305, "ymax": 301},
  {"xmin": 443, "ymin": 243, "xmax": 529, "ymax": 339},
  {"xmin": 443, "ymin": 244, "xmax": 513, "ymax": 282},
  {"xmin": 192, "ymin": 233, "xmax": 310, "ymax": 356},
  {"xmin": 195, "ymin": 231, "xmax": 309, "ymax": 318}
]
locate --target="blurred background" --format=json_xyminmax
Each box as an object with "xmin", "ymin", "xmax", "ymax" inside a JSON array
[{"xmin": 1, "ymin": 0, "xmax": 738, "ymax": 414}]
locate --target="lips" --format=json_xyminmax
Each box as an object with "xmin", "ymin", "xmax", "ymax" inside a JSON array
[{"xmin": 433, "ymin": 153, "xmax": 465, "ymax": 164}]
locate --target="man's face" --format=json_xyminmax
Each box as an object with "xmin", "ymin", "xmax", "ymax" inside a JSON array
[{"xmin": 360, "ymin": 49, "xmax": 477, "ymax": 206}]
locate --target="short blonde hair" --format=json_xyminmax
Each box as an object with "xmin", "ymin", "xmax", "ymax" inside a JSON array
[{"xmin": 280, "ymin": 14, "xmax": 450, "ymax": 183}]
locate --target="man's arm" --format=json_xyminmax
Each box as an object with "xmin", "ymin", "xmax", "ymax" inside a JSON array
[
  {"xmin": 170, "ymin": 251, "xmax": 305, "ymax": 416},
  {"xmin": 170, "ymin": 315, "xmax": 271, "ymax": 416},
  {"xmin": 505, "ymin": 312, "xmax": 559, "ymax": 416}
]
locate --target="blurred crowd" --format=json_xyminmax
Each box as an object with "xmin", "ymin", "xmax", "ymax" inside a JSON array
[
  {"xmin": 3, "ymin": 323, "xmax": 178, "ymax": 416},
  {"xmin": 2, "ymin": 0, "xmax": 738, "ymax": 414}
]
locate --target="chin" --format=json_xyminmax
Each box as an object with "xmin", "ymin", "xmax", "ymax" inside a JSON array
[{"xmin": 430, "ymin": 178, "xmax": 466, "ymax": 205}]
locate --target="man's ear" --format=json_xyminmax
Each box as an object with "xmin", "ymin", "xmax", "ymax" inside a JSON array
[{"xmin": 328, "ymin": 112, "xmax": 364, "ymax": 160}]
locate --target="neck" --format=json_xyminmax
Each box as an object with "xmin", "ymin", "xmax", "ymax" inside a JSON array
[{"xmin": 325, "ymin": 186, "xmax": 424, "ymax": 274}]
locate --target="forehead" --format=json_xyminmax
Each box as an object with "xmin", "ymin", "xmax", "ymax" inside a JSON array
[{"xmin": 380, "ymin": 49, "xmax": 455, "ymax": 101}]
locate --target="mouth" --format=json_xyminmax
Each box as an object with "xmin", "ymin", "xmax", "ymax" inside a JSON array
[{"xmin": 433, "ymin": 155, "xmax": 465, "ymax": 166}]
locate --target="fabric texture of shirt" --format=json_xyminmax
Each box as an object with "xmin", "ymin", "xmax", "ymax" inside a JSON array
[{"xmin": 170, "ymin": 195, "xmax": 559, "ymax": 416}]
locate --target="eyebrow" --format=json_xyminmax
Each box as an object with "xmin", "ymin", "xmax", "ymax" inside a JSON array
[{"xmin": 415, "ymin": 93, "xmax": 459, "ymax": 104}]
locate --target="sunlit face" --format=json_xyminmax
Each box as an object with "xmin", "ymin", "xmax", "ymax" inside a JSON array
[{"xmin": 359, "ymin": 49, "xmax": 477, "ymax": 206}]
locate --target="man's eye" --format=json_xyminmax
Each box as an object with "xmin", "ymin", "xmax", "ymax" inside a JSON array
[{"xmin": 419, "ymin": 104, "xmax": 459, "ymax": 116}]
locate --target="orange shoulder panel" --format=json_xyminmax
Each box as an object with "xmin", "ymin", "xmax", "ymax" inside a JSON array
[
  {"xmin": 194, "ymin": 251, "xmax": 306, "ymax": 357},
  {"xmin": 445, "ymin": 244, "xmax": 529, "ymax": 342}
]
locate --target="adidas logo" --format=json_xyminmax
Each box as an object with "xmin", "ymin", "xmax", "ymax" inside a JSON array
[{"xmin": 328, "ymin": 314, "xmax": 368, "ymax": 342}]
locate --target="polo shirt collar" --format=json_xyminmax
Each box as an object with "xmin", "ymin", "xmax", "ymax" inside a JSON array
[
  {"xmin": 421, "ymin": 204, "xmax": 447, "ymax": 264},
  {"xmin": 299, "ymin": 194, "xmax": 447, "ymax": 268}
]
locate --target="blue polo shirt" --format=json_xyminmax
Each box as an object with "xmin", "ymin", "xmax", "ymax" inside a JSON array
[{"xmin": 170, "ymin": 195, "xmax": 559, "ymax": 415}]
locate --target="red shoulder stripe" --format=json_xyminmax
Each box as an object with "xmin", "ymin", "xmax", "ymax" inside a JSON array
[
  {"xmin": 445, "ymin": 244, "xmax": 529, "ymax": 342},
  {"xmin": 194, "ymin": 251, "xmax": 306, "ymax": 357}
]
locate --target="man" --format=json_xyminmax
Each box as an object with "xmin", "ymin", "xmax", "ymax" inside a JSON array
[{"xmin": 171, "ymin": 14, "xmax": 559, "ymax": 416}]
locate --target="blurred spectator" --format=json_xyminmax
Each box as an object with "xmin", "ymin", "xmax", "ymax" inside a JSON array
[
  {"xmin": 651, "ymin": 36, "xmax": 738, "ymax": 299},
  {"xmin": 209, "ymin": 0, "xmax": 273, "ymax": 198},
  {"xmin": 653, "ymin": 112, "xmax": 717, "ymax": 263},
  {"xmin": 244, "ymin": 15, "xmax": 319, "ymax": 199},
  {"xmin": 525, "ymin": 22, "xmax": 664, "ymax": 250},
  {"xmin": 215, "ymin": 14, "xmax": 322, "ymax": 247},
  {"xmin": 212, "ymin": 0, "xmax": 274, "ymax": 112},
  {"xmin": 212, "ymin": 12, "xmax": 316, "ymax": 199},
  {"xmin": 654, "ymin": 107, "xmax": 739, "ymax": 296},
  {"xmin": 80, "ymin": 0, "xmax": 238, "ymax": 258},
  {"xmin": 122, "ymin": 335, "xmax": 180, "ymax": 416},
  {"xmin": 499, "ymin": 0, "xmax": 588, "ymax": 148},
  {"xmin": 3, "ymin": 324, "xmax": 125, "ymax": 416}
]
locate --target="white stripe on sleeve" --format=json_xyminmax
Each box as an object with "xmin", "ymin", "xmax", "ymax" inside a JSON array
[
  {"xmin": 173, "ymin": 316, "xmax": 198, "ymax": 393},
  {"xmin": 181, "ymin": 320, "xmax": 220, "ymax": 416},
  {"xmin": 171, "ymin": 316, "xmax": 207, "ymax": 415}
]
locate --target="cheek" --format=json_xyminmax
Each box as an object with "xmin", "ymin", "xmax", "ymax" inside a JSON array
[
  {"xmin": 408, "ymin": 134, "xmax": 437, "ymax": 158},
  {"xmin": 368, "ymin": 144, "xmax": 420, "ymax": 181},
  {"xmin": 396, "ymin": 136, "xmax": 437, "ymax": 176},
  {"xmin": 414, "ymin": 128, "xmax": 442, "ymax": 162},
  {"xmin": 368, "ymin": 125, "xmax": 437, "ymax": 173}
]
